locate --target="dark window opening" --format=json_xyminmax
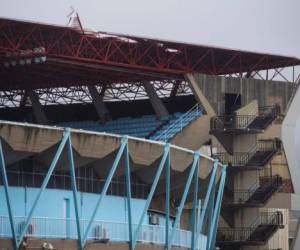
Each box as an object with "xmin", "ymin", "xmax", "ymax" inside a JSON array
[{"xmin": 225, "ymin": 93, "xmax": 241, "ymax": 115}]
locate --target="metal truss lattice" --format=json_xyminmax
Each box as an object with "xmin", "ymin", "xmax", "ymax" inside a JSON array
[{"xmin": 0, "ymin": 80, "xmax": 193, "ymax": 108}]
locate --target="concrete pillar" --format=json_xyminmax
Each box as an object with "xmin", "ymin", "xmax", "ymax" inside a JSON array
[
  {"xmin": 143, "ymin": 81, "xmax": 169, "ymax": 118},
  {"xmin": 185, "ymin": 73, "xmax": 216, "ymax": 116},
  {"xmin": 19, "ymin": 90, "xmax": 28, "ymax": 108},
  {"xmin": 27, "ymin": 90, "xmax": 48, "ymax": 125},
  {"xmin": 170, "ymin": 80, "xmax": 181, "ymax": 98},
  {"xmin": 87, "ymin": 85, "xmax": 111, "ymax": 123}
]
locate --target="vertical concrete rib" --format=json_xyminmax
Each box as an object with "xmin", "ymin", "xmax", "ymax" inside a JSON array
[
  {"xmin": 88, "ymin": 85, "xmax": 111, "ymax": 122},
  {"xmin": 28, "ymin": 90, "xmax": 48, "ymax": 125},
  {"xmin": 185, "ymin": 73, "xmax": 216, "ymax": 116},
  {"xmin": 143, "ymin": 81, "xmax": 169, "ymax": 118}
]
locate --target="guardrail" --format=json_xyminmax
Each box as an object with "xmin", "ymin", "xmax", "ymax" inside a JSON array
[
  {"xmin": 210, "ymin": 104, "xmax": 280, "ymax": 132},
  {"xmin": 223, "ymin": 175, "xmax": 282, "ymax": 206},
  {"xmin": 232, "ymin": 181, "xmax": 260, "ymax": 205},
  {"xmin": 1, "ymin": 170, "xmax": 147, "ymax": 199},
  {"xmin": 258, "ymin": 104, "xmax": 281, "ymax": 118},
  {"xmin": 214, "ymin": 139, "xmax": 279, "ymax": 167},
  {"xmin": 0, "ymin": 215, "xmax": 207, "ymax": 250},
  {"xmin": 217, "ymin": 211, "xmax": 283, "ymax": 243},
  {"xmin": 152, "ymin": 103, "xmax": 203, "ymax": 142},
  {"xmin": 210, "ymin": 114, "xmax": 256, "ymax": 131}
]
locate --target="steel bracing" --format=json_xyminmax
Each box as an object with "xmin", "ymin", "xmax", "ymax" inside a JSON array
[
  {"xmin": 0, "ymin": 80, "xmax": 192, "ymax": 108},
  {"xmin": 0, "ymin": 17, "xmax": 299, "ymax": 91},
  {"xmin": 0, "ymin": 128, "xmax": 226, "ymax": 250},
  {"xmin": 0, "ymin": 17, "xmax": 299, "ymax": 111}
]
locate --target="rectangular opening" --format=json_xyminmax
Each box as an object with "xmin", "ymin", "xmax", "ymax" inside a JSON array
[
  {"xmin": 225, "ymin": 93, "xmax": 241, "ymax": 115},
  {"xmin": 63, "ymin": 198, "xmax": 70, "ymax": 238}
]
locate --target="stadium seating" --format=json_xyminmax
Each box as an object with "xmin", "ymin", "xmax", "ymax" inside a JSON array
[
  {"xmin": 59, "ymin": 109, "xmax": 202, "ymax": 140},
  {"xmin": 150, "ymin": 109, "xmax": 203, "ymax": 141},
  {"xmin": 59, "ymin": 115, "xmax": 163, "ymax": 138}
]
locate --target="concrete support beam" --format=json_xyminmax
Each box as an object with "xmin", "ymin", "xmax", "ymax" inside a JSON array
[
  {"xmin": 185, "ymin": 73, "xmax": 216, "ymax": 116},
  {"xmin": 170, "ymin": 80, "xmax": 181, "ymax": 98},
  {"xmin": 28, "ymin": 90, "xmax": 48, "ymax": 125},
  {"xmin": 19, "ymin": 90, "xmax": 28, "ymax": 108},
  {"xmin": 88, "ymin": 85, "xmax": 111, "ymax": 122},
  {"xmin": 143, "ymin": 81, "xmax": 169, "ymax": 118}
]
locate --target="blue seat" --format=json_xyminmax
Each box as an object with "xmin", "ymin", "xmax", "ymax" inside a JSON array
[{"xmin": 58, "ymin": 113, "xmax": 199, "ymax": 139}]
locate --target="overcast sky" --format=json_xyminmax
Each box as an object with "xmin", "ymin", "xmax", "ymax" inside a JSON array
[{"xmin": 1, "ymin": 0, "xmax": 300, "ymax": 59}]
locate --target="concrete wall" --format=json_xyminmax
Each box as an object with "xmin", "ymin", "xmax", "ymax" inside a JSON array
[
  {"xmin": 0, "ymin": 186, "xmax": 147, "ymax": 224},
  {"xmin": 232, "ymin": 134, "xmax": 257, "ymax": 153},
  {"xmin": 234, "ymin": 207, "xmax": 259, "ymax": 228},
  {"xmin": 258, "ymin": 122, "xmax": 282, "ymax": 140},
  {"xmin": 193, "ymin": 74, "xmax": 294, "ymax": 114},
  {"xmin": 270, "ymin": 152, "xmax": 291, "ymax": 179},
  {"xmin": 171, "ymin": 115, "xmax": 211, "ymax": 151},
  {"xmin": 235, "ymin": 100, "xmax": 258, "ymax": 117},
  {"xmin": 233, "ymin": 171, "xmax": 258, "ymax": 191}
]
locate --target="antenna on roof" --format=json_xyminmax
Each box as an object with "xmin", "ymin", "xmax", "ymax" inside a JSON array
[{"xmin": 67, "ymin": 6, "xmax": 84, "ymax": 32}]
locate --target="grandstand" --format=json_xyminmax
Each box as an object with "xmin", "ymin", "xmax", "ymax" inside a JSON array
[{"xmin": 0, "ymin": 16, "xmax": 300, "ymax": 250}]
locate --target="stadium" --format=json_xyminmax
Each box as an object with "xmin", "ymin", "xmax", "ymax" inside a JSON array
[{"xmin": 0, "ymin": 13, "xmax": 300, "ymax": 250}]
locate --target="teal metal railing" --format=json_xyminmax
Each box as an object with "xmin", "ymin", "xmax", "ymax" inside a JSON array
[
  {"xmin": 0, "ymin": 122, "xmax": 226, "ymax": 250},
  {"xmin": 0, "ymin": 215, "xmax": 207, "ymax": 250},
  {"xmin": 151, "ymin": 103, "xmax": 203, "ymax": 142}
]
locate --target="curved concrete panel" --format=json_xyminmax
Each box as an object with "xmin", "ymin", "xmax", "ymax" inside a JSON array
[{"xmin": 282, "ymin": 86, "xmax": 300, "ymax": 194}]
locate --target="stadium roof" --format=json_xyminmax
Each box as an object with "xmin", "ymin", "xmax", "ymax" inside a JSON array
[{"xmin": 0, "ymin": 17, "xmax": 299, "ymax": 90}]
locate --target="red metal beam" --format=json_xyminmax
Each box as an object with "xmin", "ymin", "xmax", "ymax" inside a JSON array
[
  {"xmin": 0, "ymin": 18, "xmax": 299, "ymax": 90},
  {"xmin": 0, "ymin": 18, "xmax": 299, "ymax": 75}
]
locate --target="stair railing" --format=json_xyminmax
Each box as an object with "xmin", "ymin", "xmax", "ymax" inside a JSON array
[
  {"xmin": 211, "ymin": 103, "xmax": 280, "ymax": 132},
  {"xmin": 248, "ymin": 211, "xmax": 283, "ymax": 231},
  {"xmin": 258, "ymin": 104, "xmax": 281, "ymax": 118},
  {"xmin": 217, "ymin": 211, "xmax": 283, "ymax": 243},
  {"xmin": 225, "ymin": 174, "xmax": 282, "ymax": 206},
  {"xmin": 152, "ymin": 103, "xmax": 203, "ymax": 142},
  {"xmin": 215, "ymin": 143, "xmax": 258, "ymax": 167},
  {"xmin": 210, "ymin": 114, "xmax": 257, "ymax": 131},
  {"xmin": 239, "ymin": 143, "xmax": 258, "ymax": 165},
  {"xmin": 215, "ymin": 138, "xmax": 279, "ymax": 167},
  {"xmin": 258, "ymin": 139, "xmax": 280, "ymax": 152},
  {"xmin": 233, "ymin": 179, "xmax": 259, "ymax": 204},
  {"xmin": 254, "ymin": 104, "xmax": 281, "ymax": 130},
  {"xmin": 257, "ymin": 175, "xmax": 283, "ymax": 203}
]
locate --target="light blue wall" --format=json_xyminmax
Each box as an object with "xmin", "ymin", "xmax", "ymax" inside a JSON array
[
  {"xmin": 0, "ymin": 186, "xmax": 147, "ymax": 224},
  {"xmin": 0, "ymin": 187, "xmax": 207, "ymax": 249}
]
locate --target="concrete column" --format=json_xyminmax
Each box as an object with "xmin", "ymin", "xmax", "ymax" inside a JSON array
[
  {"xmin": 143, "ymin": 81, "xmax": 169, "ymax": 118},
  {"xmin": 185, "ymin": 73, "xmax": 216, "ymax": 116},
  {"xmin": 19, "ymin": 90, "xmax": 28, "ymax": 108},
  {"xmin": 170, "ymin": 80, "xmax": 181, "ymax": 98},
  {"xmin": 27, "ymin": 90, "xmax": 48, "ymax": 125},
  {"xmin": 87, "ymin": 85, "xmax": 111, "ymax": 123}
]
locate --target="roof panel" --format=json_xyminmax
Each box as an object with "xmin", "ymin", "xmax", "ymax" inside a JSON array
[{"xmin": 0, "ymin": 17, "xmax": 299, "ymax": 90}]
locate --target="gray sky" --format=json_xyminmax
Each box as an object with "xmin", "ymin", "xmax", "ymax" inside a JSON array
[{"xmin": 0, "ymin": 0, "xmax": 300, "ymax": 59}]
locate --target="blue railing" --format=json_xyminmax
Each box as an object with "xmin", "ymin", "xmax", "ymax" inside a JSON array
[
  {"xmin": 59, "ymin": 115, "xmax": 163, "ymax": 138},
  {"xmin": 150, "ymin": 104, "xmax": 203, "ymax": 142},
  {"xmin": 0, "ymin": 215, "xmax": 207, "ymax": 250}
]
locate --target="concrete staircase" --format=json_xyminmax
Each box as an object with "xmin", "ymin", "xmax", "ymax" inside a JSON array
[
  {"xmin": 215, "ymin": 139, "xmax": 281, "ymax": 170},
  {"xmin": 217, "ymin": 211, "xmax": 284, "ymax": 247},
  {"xmin": 210, "ymin": 104, "xmax": 280, "ymax": 154},
  {"xmin": 223, "ymin": 175, "xmax": 283, "ymax": 208}
]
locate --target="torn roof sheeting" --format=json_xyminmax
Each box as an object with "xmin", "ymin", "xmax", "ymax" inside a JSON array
[{"xmin": 0, "ymin": 120, "xmax": 223, "ymax": 183}]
